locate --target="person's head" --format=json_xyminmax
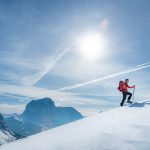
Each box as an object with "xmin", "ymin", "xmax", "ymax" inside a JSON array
[{"xmin": 125, "ymin": 79, "xmax": 129, "ymax": 83}]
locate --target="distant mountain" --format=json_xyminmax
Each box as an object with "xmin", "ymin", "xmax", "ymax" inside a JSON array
[
  {"xmin": 5, "ymin": 116, "xmax": 43, "ymax": 137},
  {"xmin": 5, "ymin": 98, "xmax": 83, "ymax": 136},
  {"xmin": 0, "ymin": 113, "xmax": 16, "ymax": 145}
]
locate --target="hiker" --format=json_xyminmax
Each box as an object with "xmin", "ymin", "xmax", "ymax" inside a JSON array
[{"xmin": 118, "ymin": 79, "xmax": 135, "ymax": 106}]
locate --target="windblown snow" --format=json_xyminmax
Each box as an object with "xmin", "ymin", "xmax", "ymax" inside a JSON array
[{"xmin": 1, "ymin": 100, "xmax": 150, "ymax": 150}]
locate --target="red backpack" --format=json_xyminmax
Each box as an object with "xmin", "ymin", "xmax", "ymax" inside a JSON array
[{"xmin": 118, "ymin": 81, "xmax": 124, "ymax": 92}]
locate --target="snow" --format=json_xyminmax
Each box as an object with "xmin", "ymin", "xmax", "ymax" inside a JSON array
[
  {"xmin": 0, "ymin": 130, "xmax": 16, "ymax": 145},
  {"xmin": 1, "ymin": 100, "xmax": 150, "ymax": 150},
  {"xmin": 0, "ymin": 113, "xmax": 16, "ymax": 145}
]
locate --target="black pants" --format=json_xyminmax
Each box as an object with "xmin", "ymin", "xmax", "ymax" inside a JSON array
[{"xmin": 121, "ymin": 91, "xmax": 132, "ymax": 106}]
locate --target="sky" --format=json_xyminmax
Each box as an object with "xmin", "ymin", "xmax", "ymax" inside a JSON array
[{"xmin": 0, "ymin": 0, "xmax": 150, "ymax": 116}]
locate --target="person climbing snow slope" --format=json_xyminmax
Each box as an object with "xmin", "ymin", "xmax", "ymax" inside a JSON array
[{"xmin": 118, "ymin": 79, "xmax": 135, "ymax": 106}]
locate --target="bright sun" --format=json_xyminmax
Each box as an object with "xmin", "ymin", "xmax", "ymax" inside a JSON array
[{"xmin": 76, "ymin": 32, "xmax": 106, "ymax": 61}]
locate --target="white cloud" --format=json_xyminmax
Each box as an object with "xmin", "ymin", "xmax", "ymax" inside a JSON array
[
  {"xmin": 0, "ymin": 84, "xmax": 112, "ymax": 116},
  {"xmin": 0, "ymin": 104, "xmax": 25, "ymax": 114}
]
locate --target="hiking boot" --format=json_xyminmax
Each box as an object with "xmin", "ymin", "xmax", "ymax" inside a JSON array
[
  {"xmin": 127, "ymin": 101, "xmax": 133, "ymax": 104},
  {"xmin": 120, "ymin": 103, "xmax": 123, "ymax": 106}
]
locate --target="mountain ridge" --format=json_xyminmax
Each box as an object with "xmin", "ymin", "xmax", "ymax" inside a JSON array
[
  {"xmin": 5, "ymin": 97, "xmax": 83, "ymax": 136},
  {"xmin": 0, "ymin": 113, "xmax": 17, "ymax": 145}
]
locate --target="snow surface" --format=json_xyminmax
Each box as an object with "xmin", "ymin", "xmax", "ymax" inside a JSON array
[
  {"xmin": 0, "ymin": 113, "xmax": 16, "ymax": 145},
  {"xmin": 1, "ymin": 100, "xmax": 150, "ymax": 150},
  {"xmin": 0, "ymin": 130, "xmax": 16, "ymax": 145}
]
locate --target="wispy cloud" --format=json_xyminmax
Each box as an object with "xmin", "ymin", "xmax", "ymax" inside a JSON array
[
  {"xmin": 0, "ymin": 84, "xmax": 107, "ymax": 105},
  {"xmin": 0, "ymin": 104, "xmax": 25, "ymax": 114},
  {"xmin": 71, "ymin": 92, "xmax": 117, "ymax": 97},
  {"xmin": 54, "ymin": 62, "xmax": 150, "ymax": 91},
  {"xmin": 0, "ymin": 84, "xmax": 113, "ymax": 115}
]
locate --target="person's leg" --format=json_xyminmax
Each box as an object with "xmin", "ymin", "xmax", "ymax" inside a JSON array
[
  {"xmin": 126, "ymin": 92, "xmax": 132, "ymax": 102},
  {"xmin": 120, "ymin": 92, "xmax": 127, "ymax": 106}
]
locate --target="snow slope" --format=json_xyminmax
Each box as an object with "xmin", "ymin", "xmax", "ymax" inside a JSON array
[
  {"xmin": 0, "ymin": 114, "xmax": 16, "ymax": 145},
  {"xmin": 1, "ymin": 100, "xmax": 150, "ymax": 150},
  {"xmin": 0, "ymin": 130, "xmax": 16, "ymax": 145}
]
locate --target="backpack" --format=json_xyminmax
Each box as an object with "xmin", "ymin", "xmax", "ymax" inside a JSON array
[{"xmin": 118, "ymin": 81, "xmax": 124, "ymax": 92}]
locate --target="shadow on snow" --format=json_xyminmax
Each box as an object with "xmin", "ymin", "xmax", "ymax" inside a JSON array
[{"xmin": 129, "ymin": 100, "xmax": 150, "ymax": 108}]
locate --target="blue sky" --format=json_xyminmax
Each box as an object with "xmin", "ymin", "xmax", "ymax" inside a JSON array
[{"xmin": 0, "ymin": 0, "xmax": 150, "ymax": 116}]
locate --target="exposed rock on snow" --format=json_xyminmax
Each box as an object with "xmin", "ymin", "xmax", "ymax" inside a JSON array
[{"xmin": 0, "ymin": 113, "xmax": 16, "ymax": 145}]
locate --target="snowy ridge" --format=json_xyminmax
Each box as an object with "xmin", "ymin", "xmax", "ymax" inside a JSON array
[
  {"xmin": 0, "ymin": 114, "xmax": 16, "ymax": 145},
  {"xmin": 1, "ymin": 100, "xmax": 150, "ymax": 150},
  {"xmin": 0, "ymin": 130, "xmax": 16, "ymax": 145}
]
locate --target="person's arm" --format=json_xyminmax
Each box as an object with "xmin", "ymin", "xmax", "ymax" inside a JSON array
[{"xmin": 127, "ymin": 84, "xmax": 135, "ymax": 88}]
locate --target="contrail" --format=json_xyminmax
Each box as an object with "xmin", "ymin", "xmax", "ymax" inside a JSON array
[
  {"xmin": 137, "ymin": 61, "xmax": 150, "ymax": 67},
  {"xmin": 27, "ymin": 47, "xmax": 70, "ymax": 86},
  {"xmin": 22, "ymin": 8, "xmax": 71, "ymax": 86},
  {"xmin": 55, "ymin": 62, "xmax": 150, "ymax": 91}
]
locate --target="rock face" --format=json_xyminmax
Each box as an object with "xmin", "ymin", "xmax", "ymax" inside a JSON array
[
  {"xmin": 5, "ymin": 98, "xmax": 83, "ymax": 136},
  {"xmin": 21, "ymin": 98, "xmax": 83, "ymax": 127},
  {"xmin": 0, "ymin": 113, "xmax": 16, "ymax": 145}
]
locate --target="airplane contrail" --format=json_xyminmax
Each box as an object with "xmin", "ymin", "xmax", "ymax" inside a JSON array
[
  {"xmin": 137, "ymin": 61, "xmax": 150, "ymax": 67},
  {"xmin": 22, "ymin": 8, "xmax": 72, "ymax": 86},
  {"xmin": 54, "ymin": 62, "xmax": 150, "ymax": 91},
  {"xmin": 27, "ymin": 47, "xmax": 70, "ymax": 86}
]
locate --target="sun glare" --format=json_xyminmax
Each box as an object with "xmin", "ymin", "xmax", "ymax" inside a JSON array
[{"xmin": 76, "ymin": 32, "xmax": 106, "ymax": 61}]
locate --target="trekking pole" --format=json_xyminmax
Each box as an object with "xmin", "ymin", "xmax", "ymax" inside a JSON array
[{"xmin": 132, "ymin": 87, "xmax": 135, "ymax": 102}]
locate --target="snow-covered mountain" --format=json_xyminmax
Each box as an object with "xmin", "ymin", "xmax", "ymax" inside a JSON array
[
  {"xmin": 1, "ymin": 100, "xmax": 150, "ymax": 150},
  {"xmin": 0, "ymin": 113, "xmax": 16, "ymax": 145},
  {"xmin": 5, "ymin": 98, "xmax": 83, "ymax": 136}
]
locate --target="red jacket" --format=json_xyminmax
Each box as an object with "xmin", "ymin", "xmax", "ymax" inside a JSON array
[{"xmin": 123, "ymin": 83, "xmax": 134, "ymax": 92}]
